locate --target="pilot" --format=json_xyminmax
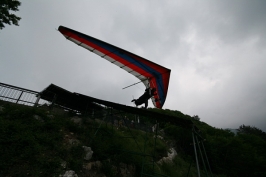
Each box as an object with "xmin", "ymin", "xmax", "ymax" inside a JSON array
[{"xmin": 131, "ymin": 87, "xmax": 156, "ymax": 109}]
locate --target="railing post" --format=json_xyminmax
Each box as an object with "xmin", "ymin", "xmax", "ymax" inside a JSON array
[
  {"xmin": 192, "ymin": 127, "xmax": 201, "ymax": 177},
  {"xmin": 195, "ymin": 135, "xmax": 208, "ymax": 176},
  {"xmin": 34, "ymin": 94, "xmax": 41, "ymax": 107},
  {"xmin": 16, "ymin": 91, "xmax": 24, "ymax": 104}
]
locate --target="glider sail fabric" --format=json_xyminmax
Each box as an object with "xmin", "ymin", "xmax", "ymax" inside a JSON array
[{"xmin": 58, "ymin": 26, "xmax": 171, "ymax": 108}]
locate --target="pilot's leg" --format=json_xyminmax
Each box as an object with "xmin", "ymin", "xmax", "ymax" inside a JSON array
[{"xmin": 144, "ymin": 100, "xmax": 148, "ymax": 109}]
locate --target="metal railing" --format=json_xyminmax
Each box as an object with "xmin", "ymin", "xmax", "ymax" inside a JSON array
[{"xmin": 0, "ymin": 82, "xmax": 49, "ymax": 106}]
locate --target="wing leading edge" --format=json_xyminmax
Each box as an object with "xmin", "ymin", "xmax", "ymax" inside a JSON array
[{"xmin": 58, "ymin": 25, "xmax": 171, "ymax": 108}]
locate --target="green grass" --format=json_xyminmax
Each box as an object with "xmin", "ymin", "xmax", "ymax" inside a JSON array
[{"xmin": 0, "ymin": 101, "xmax": 210, "ymax": 177}]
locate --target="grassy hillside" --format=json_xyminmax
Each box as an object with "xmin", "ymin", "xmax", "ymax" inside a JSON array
[{"xmin": 0, "ymin": 100, "xmax": 265, "ymax": 177}]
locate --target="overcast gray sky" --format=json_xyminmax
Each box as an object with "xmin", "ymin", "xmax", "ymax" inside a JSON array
[{"xmin": 1, "ymin": 0, "xmax": 266, "ymax": 131}]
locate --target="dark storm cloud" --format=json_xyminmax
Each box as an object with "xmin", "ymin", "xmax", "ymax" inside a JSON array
[
  {"xmin": 161, "ymin": 0, "xmax": 266, "ymax": 131},
  {"xmin": 0, "ymin": 0, "xmax": 265, "ymax": 131}
]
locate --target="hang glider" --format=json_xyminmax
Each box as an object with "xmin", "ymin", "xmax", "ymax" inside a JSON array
[{"xmin": 58, "ymin": 25, "xmax": 171, "ymax": 108}]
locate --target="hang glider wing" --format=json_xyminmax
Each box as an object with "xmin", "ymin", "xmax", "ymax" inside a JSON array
[{"xmin": 58, "ymin": 25, "xmax": 171, "ymax": 108}]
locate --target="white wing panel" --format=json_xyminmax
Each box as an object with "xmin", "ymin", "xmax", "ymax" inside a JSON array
[
  {"xmin": 137, "ymin": 75, "xmax": 147, "ymax": 81},
  {"xmin": 80, "ymin": 43, "xmax": 94, "ymax": 51},
  {"xmin": 93, "ymin": 50, "xmax": 104, "ymax": 57},
  {"xmin": 104, "ymin": 56, "xmax": 116, "ymax": 63},
  {"xmin": 122, "ymin": 66, "xmax": 132, "ymax": 73},
  {"xmin": 112, "ymin": 61, "xmax": 124, "ymax": 68},
  {"xmin": 69, "ymin": 37, "xmax": 82, "ymax": 45},
  {"xmin": 130, "ymin": 70, "xmax": 140, "ymax": 77}
]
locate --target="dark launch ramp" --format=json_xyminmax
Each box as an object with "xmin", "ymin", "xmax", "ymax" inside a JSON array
[{"xmin": 39, "ymin": 84, "xmax": 193, "ymax": 129}]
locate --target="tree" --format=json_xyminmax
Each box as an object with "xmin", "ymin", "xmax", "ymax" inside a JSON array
[
  {"xmin": 0, "ymin": 0, "xmax": 21, "ymax": 30},
  {"xmin": 192, "ymin": 115, "xmax": 200, "ymax": 121},
  {"xmin": 238, "ymin": 124, "xmax": 266, "ymax": 141}
]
